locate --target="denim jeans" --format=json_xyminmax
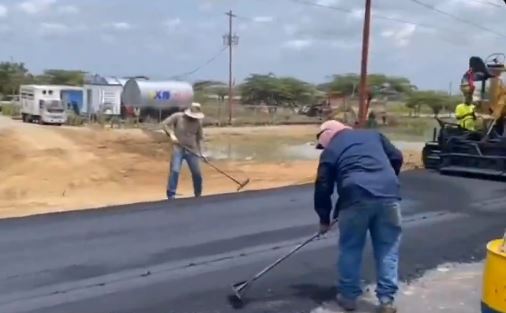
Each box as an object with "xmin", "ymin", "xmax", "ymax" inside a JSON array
[
  {"xmin": 337, "ymin": 199, "xmax": 402, "ymax": 304},
  {"xmin": 167, "ymin": 146, "xmax": 202, "ymax": 199}
]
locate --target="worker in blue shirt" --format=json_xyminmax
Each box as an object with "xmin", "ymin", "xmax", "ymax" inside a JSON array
[{"xmin": 314, "ymin": 120, "xmax": 403, "ymax": 313}]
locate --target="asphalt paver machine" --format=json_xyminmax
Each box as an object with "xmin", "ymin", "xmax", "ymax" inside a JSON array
[{"xmin": 422, "ymin": 53, "xmax": 506, "ymax": 178}]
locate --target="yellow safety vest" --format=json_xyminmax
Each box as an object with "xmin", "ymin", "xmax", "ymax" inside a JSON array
[{"xmin": 455, "ymin": 103, "xmax": 476, "ymax": 131}]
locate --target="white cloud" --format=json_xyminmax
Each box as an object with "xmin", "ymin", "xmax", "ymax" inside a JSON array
[
  {"xmin": 253, "ymin": 16, "xmax": 274, "ymax": 23},
  {"xmin": 18, "ymin": 0, "xmax": 56, "ymax": 15},
  {"xmin": 238, "ymin": 23, "xmax": 248, "ymax": 31},
  {"xmin": 57, "ymin": 5, "xmax": 79, "ymax": 14},
  {"xmin": 316, "ymin": 0, "xmax": 340, "ymax": 5},
  {"xmin": 109, "ymin": 22, "xmax": 132, "ymax": 31},
  {"xmin": 39, "ymin": 22, "xmax": 70, "ymax": 36},
  {"xmin": 164, "ymin": 18, "xmax": 181, "ymax": 30},
  {"xmin": 0, "ymin": 24, "xmax": 10, "ymax": 33},
  {"xmin": 381, "ymin": 24, "xmax": 417, "ymax": 47},
  {"xmin": 348, "ymin": 8, "xmax": 364, "ymax": 20},
  {"xmin": 283, "ymin": 39, "xmax": 313, "ymax": 50},
  {"xmin": 329, "ymin": 40, "xmax": 359, "ymax": 50},
  {"xmin": 300, "ymin": 16, "xmax": 312, "ymax": 25},
  {"xmin": 0, "ymin": 5, "xmax": 8, "ymax": 18},
  {"xmin": 441, "ymin": 0, "xmax": 492, "ymax": 10},
  {"xmin": 198, "ymin": 1, "xmax": 213, "ymax": 11},
  {"xmin": 100, "ymin": 34, "xmax": 116, "ymax": 45},
  {"xmin": 283, "ymin": 24, "xmax": 298, "ymax": 36}
]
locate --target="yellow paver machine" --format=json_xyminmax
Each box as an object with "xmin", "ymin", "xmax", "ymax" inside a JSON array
[{"xmin": 422, "ymin": 53, "xmax": 506, "ymax": 178}]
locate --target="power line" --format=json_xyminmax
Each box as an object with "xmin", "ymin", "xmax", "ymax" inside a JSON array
[
  {"xmin": 409, "ymin": 0, "xmax": 506, "ymax": 38},
  {"xmin": 234, "ymin": 3, "xmax": 469, "ymax": 48},
  {"xmin": 169, "ymin": 47, "xmax": 227, "ymax": 79},
  {"xmin": 290, "ymin": 0, "xmax": 442, "ymax": 31},
  {"xmin": 467, "ymin": 0, "xmax": 503, "ymax": 8}
]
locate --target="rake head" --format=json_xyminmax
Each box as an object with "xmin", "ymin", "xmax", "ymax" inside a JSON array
[
  {"xmin": 236, "ymin": 178, "xmax": 250, "ymax": 192},
  {"xmin": 227, "ymin": 281, "xmax": 248, "ymax": 308}
]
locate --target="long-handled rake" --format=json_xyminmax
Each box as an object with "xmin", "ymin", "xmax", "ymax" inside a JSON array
[
  {"xmin": 163, "ymin": 129, "xmax": 250, "ymax": 191},
  {"xmin": 230, "ymin": 219, "xmax": 338, "ymax": 303}
]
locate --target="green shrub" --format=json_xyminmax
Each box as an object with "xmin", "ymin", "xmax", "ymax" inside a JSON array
[
  {"xmin": 1, "ymin": 102, "xmax": 20, "ymax": 117},
  {"xmin": 66, "ymin": 114, "xmax": 85, "ymax": 126}
]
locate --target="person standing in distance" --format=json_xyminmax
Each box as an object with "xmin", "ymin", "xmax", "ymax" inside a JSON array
[
  {"xmin": 314, "ymin": 120, "xmax": 403, "ymax": 313},
  {"xmin": 161, "ymin": 102, "xmax": 206, "ymax": 200}
]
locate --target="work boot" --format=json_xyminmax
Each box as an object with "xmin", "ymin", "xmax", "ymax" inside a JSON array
[
  {"xmin": 336, "ymin": 294, "xmax": 357, "ymax": 311},
  {"xmin": 166, "ymin": 191, "xmax": 175, "ymax": 200},
  {"xmin": 377, "ymin": 302, "xmax": 397, "ymax": 313}
]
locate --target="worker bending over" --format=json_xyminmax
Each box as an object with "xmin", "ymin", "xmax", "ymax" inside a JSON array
[
  {"xmin": 314, "ymin": 120, "xmax": 403, "ymax": 313},
  {"xmin": 161, "ymin": 102, "xmax": 206, "ymax": 200},
  {"xmin": 455, "ymin": 96, "xmax": 477, "ymax": 131}
]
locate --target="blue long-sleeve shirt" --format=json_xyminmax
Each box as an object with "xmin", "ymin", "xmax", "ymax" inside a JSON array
[{"xmin": 314, "ymin": 129, "xmax": 403, "ymax": 225}]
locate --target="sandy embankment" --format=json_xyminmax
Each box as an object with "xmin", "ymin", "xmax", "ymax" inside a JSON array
[{"xmin": 0, "ymin": 123, "xmax": 422, "ymax": 219}]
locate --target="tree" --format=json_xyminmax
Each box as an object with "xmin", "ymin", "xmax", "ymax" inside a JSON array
[
  {"xmin": 240, "ymin": 73, "xmax": 316, "ymax": 106},
  {"xmin": 406, "ymin": 90, "xmax": 455, "ymax": 117},
  {"xmin": 35, "ymin": 69, "xmax": 85, "ymax": 86},
  {"xmin": 324, "ymin": 73, "xmax": 359, "ymax": 96},
  {"xmin": 277, "ymin": 77, "xmax": 316, "ymax": 107},
  {"xmin": 0, "ymin": 62, "xmax": 32, "ymax": 97},
  {"xmin": 192, "ymin": 80, "xmax": 226, "ymax": 92},
  {"xmin": 322, "ymin": 73, "xmax": 416, "ymax": 98},
  {"xmin": 193, "ymin": 80, "xmax": 228, "ymax": 102},
  {"xmin": 214, "ymin": 87, "xmax": 228, "ymax": 102}
]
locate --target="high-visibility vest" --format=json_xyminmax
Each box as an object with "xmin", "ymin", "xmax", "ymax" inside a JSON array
[{"xmin": 455, "ymin": 103, "xmax": 476, "ymax": 131}]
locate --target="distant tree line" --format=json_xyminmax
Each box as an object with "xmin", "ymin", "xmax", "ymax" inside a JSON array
[
  {"xmin": 0, "ymin": 60, "xmax": 462, "ymax": 116},
  {"xmin": 0, "ymin": 61, "xmax": 84, "ymax": 99},
  {"xmin": 195, "ymin": 73, "xmax": 463, "ymax": 116}
]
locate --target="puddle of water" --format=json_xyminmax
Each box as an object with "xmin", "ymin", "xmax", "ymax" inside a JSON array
[
  {"xmin": 205, "ymin": 135, "xmax": 426, "ymax": 162},
  {"xmin": 206, "ymin": 138, "xmax": 320, "ymax": 162}
]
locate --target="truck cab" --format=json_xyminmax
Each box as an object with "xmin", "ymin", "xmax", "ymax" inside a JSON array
[{"xmin": 20, "ymin": 85, "xmax": 68, "ymax": 125}]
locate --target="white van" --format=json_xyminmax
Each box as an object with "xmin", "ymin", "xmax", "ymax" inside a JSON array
[{"xmin": 20, "ymin": 85, "xmax": 67, "ymax": 125}]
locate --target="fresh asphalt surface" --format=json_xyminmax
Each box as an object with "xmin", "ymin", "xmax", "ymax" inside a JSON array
[{"xmin": 0, "ymin": 170, "xmax": 505, "ymax": 313}]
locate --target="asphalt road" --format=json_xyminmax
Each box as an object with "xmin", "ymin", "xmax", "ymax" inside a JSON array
[{"xmin": 0, "ymin": 170, "xmax": 505, "ymax": 313}]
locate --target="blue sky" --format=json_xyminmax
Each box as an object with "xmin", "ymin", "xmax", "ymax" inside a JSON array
[{"xmin": 0, "ymin": 0, "xmax": 504, "ymax": 91}]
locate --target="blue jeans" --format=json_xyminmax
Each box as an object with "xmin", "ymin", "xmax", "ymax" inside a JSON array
[
  {"xmin": 167, "ymin": 146, "xmax": 202, "ymax": 199},
  {"xmin": 337, "ymin": 199, "xmax": 402, "ymax": 304}
]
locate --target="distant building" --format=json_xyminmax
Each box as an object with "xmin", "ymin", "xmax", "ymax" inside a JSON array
[{"xmin": 82, "ymin": 74, "xmax": 133, "ymax": 117}]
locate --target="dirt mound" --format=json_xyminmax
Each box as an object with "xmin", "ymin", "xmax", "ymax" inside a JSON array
[{"xmin": 0, "ymin": 125, "xmax": 321, "ymax": 218}]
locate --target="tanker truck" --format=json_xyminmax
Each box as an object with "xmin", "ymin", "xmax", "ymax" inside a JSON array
[{"xmin": 122, "ymin": 79, "xmax": 194, "ymax": 122}]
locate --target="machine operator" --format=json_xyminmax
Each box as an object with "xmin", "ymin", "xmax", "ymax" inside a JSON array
[{"xmin": 455, "ymin": 96, "xmax": 477, "ymax": 131}]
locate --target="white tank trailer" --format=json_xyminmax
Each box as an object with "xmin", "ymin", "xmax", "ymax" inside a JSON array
[{"xmin": 122, "ymin": 79, "xmax": 194, "ymax": 121}]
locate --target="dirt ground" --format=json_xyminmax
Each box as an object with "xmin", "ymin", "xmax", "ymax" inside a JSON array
[{"xmin": 0, "ymin": 119, "xmax": 422, "ymax": 219}]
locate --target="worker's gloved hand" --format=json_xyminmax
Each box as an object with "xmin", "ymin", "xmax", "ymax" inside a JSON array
[
  {"xmin": 201, "ymin": 154, "xmax": 209, "ymax": 163},
  {"xmin": 170, "ymin": 134, "xmax": 179, "ymax": 144}
]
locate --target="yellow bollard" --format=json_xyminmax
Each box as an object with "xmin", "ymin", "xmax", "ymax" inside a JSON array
[{"xmin": 481, "ymin": 233, "xmax": 506, "ymax": 313}]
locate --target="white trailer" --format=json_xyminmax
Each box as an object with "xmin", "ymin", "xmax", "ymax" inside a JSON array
[
  {"xmin": 82, "ymin": 83, "xmax": 123, "ymax": 117},
  {"xmin": 20, "ymin": 85, "xmax": 67, "ymax": 125}
]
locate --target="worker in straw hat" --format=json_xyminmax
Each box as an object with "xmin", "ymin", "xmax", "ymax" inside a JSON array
[
  {"xmin": 314, "ymin": 120, "xmax": 403, "ymax": 313},
  {"xmin": 161, "ymin": 102, "xmax": 206, "ymax": 200}
]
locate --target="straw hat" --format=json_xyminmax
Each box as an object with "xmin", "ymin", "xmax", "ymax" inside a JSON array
[{"xmin": 184, "ymin": 102, "xmax": 205, "ymax": 119}]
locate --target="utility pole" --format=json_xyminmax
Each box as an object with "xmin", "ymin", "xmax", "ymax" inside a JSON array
[
  {"xmin": 357, "ymin": 0, "xmax": 372, "ymax": 128},
  {"xmin": 224, "ymin": 10, "xmax": 239, "ymax": 126},
  {"xmin": 448, "ymin": 81, "xmax": 453, "ymax": 117}
]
